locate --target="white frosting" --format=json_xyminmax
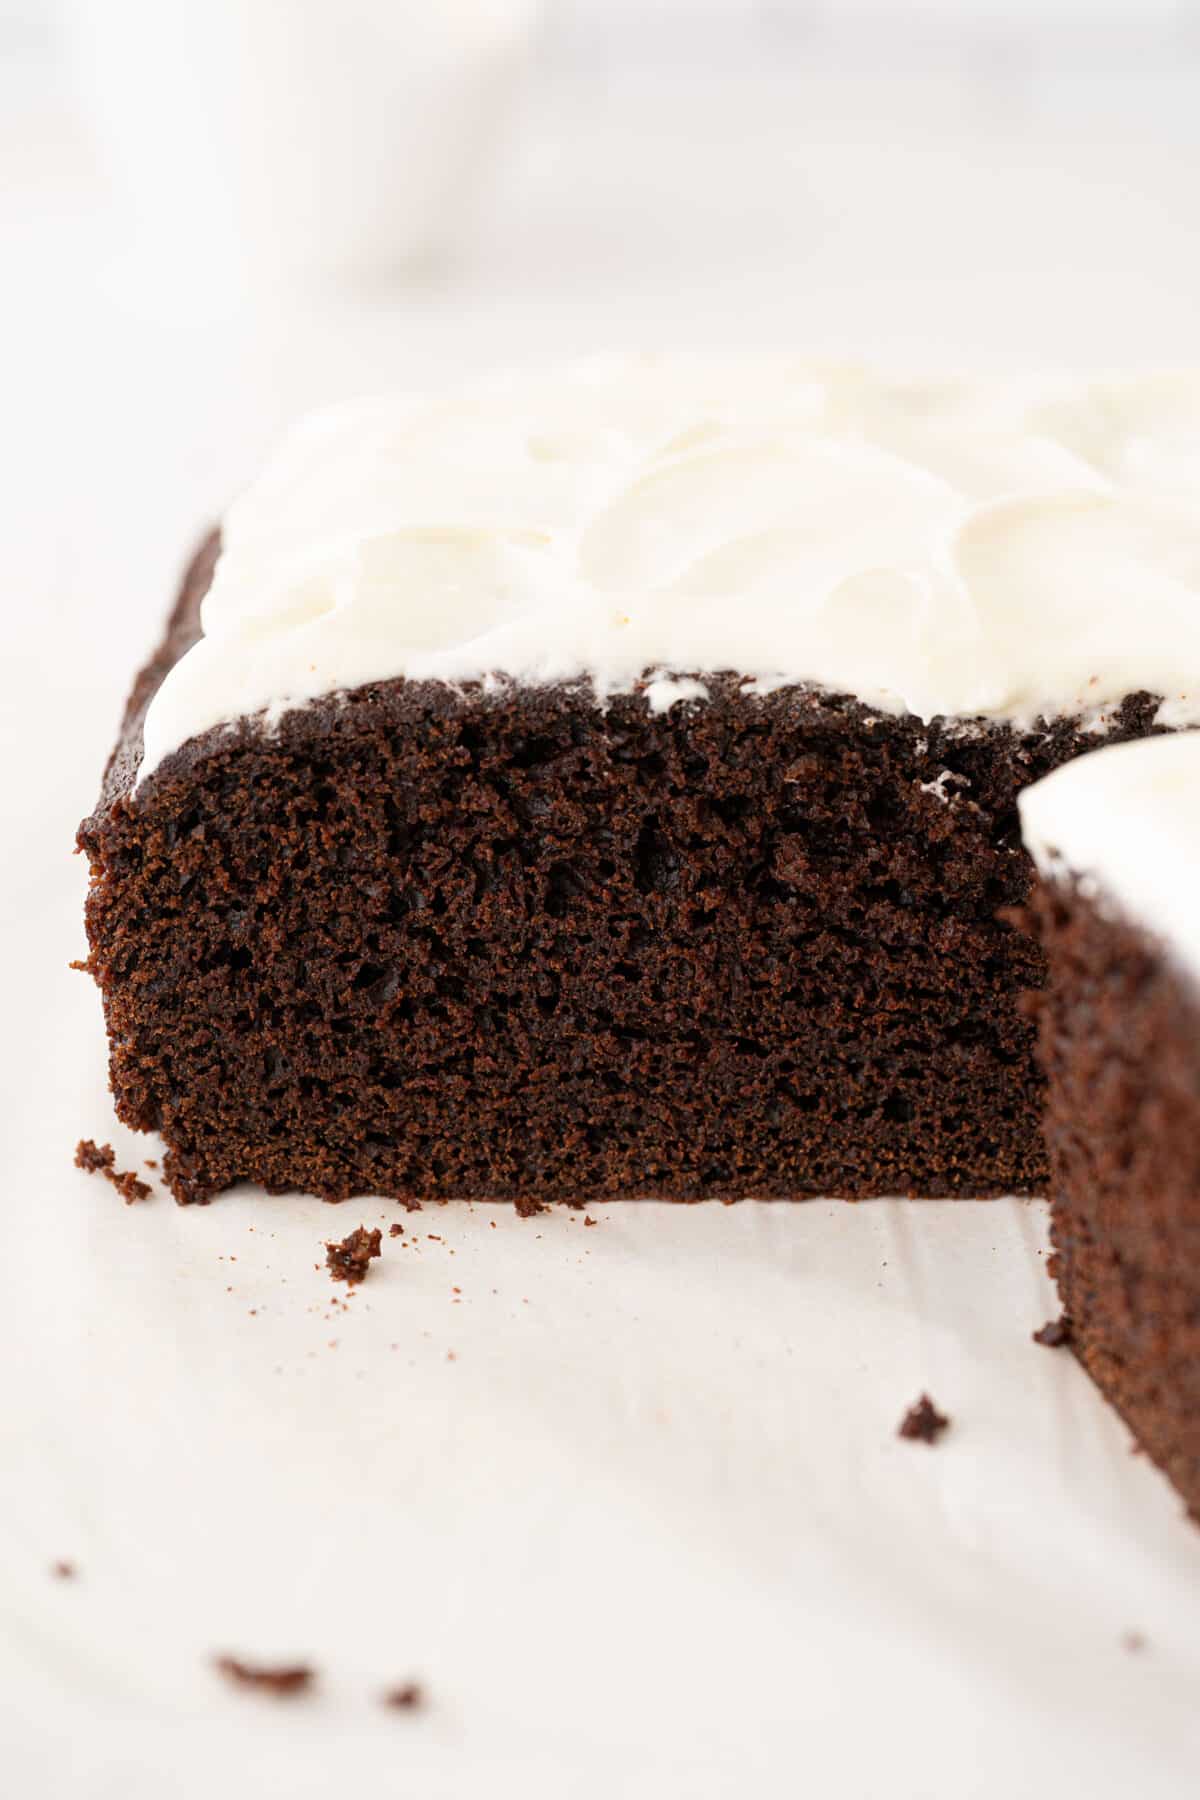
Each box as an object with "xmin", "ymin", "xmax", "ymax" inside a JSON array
[
  {"xmin": 1019, "ymin": 732, "xmax": 1200, "ymax": 982},
  {"xmin": 137, "ymin": 357, "xmax": 1200, "ymax": 786}
]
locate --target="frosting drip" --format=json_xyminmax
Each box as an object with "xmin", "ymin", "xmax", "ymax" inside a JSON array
[{"xmin": 138, "ymin": 358, "xmax": 1200, "ymax": 785}]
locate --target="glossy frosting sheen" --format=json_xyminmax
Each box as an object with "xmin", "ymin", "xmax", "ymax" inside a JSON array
[
  {"xmin": 1019, "ymin": 732, "xmax": 1200, "ymax": 981},
  {"xmin": 138, "ymin": 358, "xmax": 1200, "ymax": 785}
]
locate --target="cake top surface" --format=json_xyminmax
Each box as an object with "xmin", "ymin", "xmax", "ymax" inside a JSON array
[
  {"xmin": 138, "ymin": 356, "xmax": 1200, "ymax": 786},
  {"xmin": 1020, "ymin": 731, "xmax": 1200, "ymax": 980}
]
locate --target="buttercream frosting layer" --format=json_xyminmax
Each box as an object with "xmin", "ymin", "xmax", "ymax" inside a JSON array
[
  {"xmin": 1019, "ymin": 732, "xmax": 1200, "ymax": 982},
  {"xmin": 138, "ymin": 358, "xmax": 1200, "ymax": 785}
]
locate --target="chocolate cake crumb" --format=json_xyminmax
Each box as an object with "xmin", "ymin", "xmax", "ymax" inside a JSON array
[
  {"xmin": 215, "ymin": 1655, "xmax": 314, "ymax": 1696},
  {"xmin": 50, "ymin": 1560, "xmax": 76, "ymax": 1580},
  {"xmin": 74, "ymin": 1139, "xmax": 114, "ymax": 1174},
  {"xmin": 383, "ymin": 1681, "xmax": 425, "ymax": 1711},
  {"xmin": 75, "ymin": 1138, "xmax": 152, "ymax": 1202},
  {"xmin": 898, "ymin": 1394, "xmax": 951, "ymax": 1444},
  {"xmin": 388, "ymin": 1223, "xmax": 404, "ymax": 1238},
  {"xmin": 1033, "ymin": 1315, "xmax": 1074, "ymax": 1348},
  {"xmin": 325, "ymin": 1226, "xmax": 382, "ymax": 1285},
  {"xmin": 584, "ymin": 1215, "xmax": 597, "ymax": 1227},
  {"xmin": 112, "ymin": 1168, "xmax": 152, "ymax": 1203}
]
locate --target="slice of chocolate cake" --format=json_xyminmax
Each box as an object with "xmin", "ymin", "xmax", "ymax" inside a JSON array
[
  {"xmin": 1020, "ymin": 735, "xmax": 1200, "ymax": 1519},
  {"xmin": 78, "ymin": 360, "xmax": 1200, "ymax": 1208}
]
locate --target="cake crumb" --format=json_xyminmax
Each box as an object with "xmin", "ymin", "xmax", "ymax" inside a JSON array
[
  {"xmin": 75, "ymin": 1139, "xmax": 151, "ymax": 1202},
  {"xmin": 514, "ymin": 1197, "xmax": 548, "ymax": 1218},
  {"xmin": 898, "ymin": 1394, "xmax": 950, "ymax": 1444},
  {"xmin": 383, "ymin": 1681, "xmax": 424, "ymax": 1711},
  {"xmin": 50, "ymin": 1560, "xmax": 76, "ymax": 1580},
  {"xmin": 584, "ymin": 1215, "xmax": 597, "ymax": 1227},
  {"xmin": 389, "ymin": 1223, "xmax": 404, "ymax": 1238},
  {"xmin": 112, "ymin": 1168, "xmax": 152, "ymax": 1203},
  {"xmin": 325, "ymin": 1227, "xmax": 382, "ymax": 1285},
  {"xmin": 215, "ymin": 1655, "xmax": 314, "ymax": 1697},
  {"xmin": 74, "ymin": 1139, "xmax": 114, "ymax": 1174},
  {"xmin": 1033, "ymin": 1315, "xmax": 1074, "ymax": 1348}
]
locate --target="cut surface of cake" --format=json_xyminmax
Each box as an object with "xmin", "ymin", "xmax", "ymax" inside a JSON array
[
  {"xmin": 1020, "ymin": 734, "xmax": 1200, "ymax": 1518},
  {"xmin": 78, "ymin": 359, "xmax": 1200, "ymax": 1207}
]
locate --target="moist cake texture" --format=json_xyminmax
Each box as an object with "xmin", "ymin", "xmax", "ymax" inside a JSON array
[
  {"xmin": 1021, "ymin": 736, "xmax": 1200, "ymax": 1519},
  {"xmin": 78, "ymin": 361, "xmax": 1200, "ymax": 1210},
  {"xmin": 79, "ymin": 549, "xmax": 1160, "ymax": 1206}
]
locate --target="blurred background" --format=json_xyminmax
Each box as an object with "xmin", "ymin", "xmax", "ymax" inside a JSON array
[{"xmin": 5, "ymin": 0, "xmax": 1200, "ymax": 706}]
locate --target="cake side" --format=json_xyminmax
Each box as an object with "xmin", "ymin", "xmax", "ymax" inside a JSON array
[
  {"xmin": 80, "ymin": 542, "xmax": 1163, "ymax": 1209},
  {"xmin": 93, "ymin": 530, "xmax": 219, "ymax": 815},
  {"xmin": 1025, "ymin": 878, "xmax": 1200, "ymax": 1519}
]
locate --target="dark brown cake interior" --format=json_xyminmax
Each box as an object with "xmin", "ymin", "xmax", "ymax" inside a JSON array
[
  {"xmin": 1027, "ymin": 882, "xmax": 1200, "ymax": 1519},
  {"xmin": 79, "ymin": 540, "xmax": 1161, "ymax": 1207}
]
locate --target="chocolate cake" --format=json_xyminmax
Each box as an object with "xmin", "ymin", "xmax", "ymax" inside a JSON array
[
  {"xmin": 1020, "ymin": 735, "xmax": 1200, "ymax": 1519},
  {"xmin": 77, "ymin": 361, "xmax": 1200, "ymax": 1209}
]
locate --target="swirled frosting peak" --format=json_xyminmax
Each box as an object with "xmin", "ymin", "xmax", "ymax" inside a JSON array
[{"xmin": 138, "ymin": 357, "xmax": 1200, "ymax": 785}]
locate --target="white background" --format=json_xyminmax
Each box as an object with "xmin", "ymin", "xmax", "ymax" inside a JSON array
[{"xmin": 3, "ymin": 6, "xmax": 1200, "ymax": 1796}]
